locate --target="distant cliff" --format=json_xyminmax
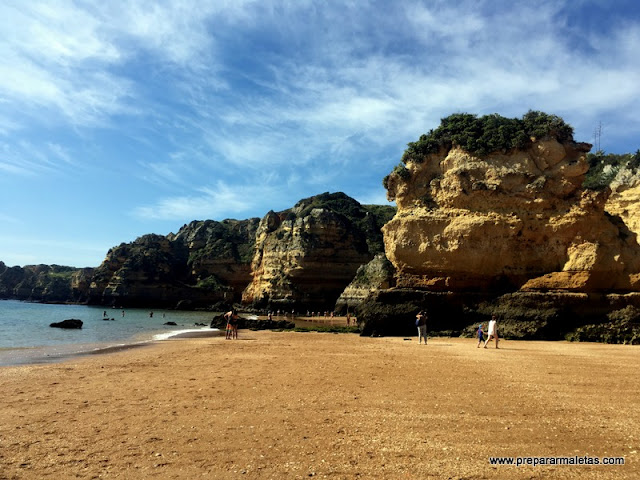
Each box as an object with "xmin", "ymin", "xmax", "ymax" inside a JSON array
[
  {"xmin": 335, "ymin": 254, "xmax": 396, "ymax": 313},
  {"xmin": 0, "ymin": 262, "xmax": 93, "ymax": 303},
  {"xmin": 87, "ymin": 219, "xmax": 260, "ymax": 308},
  {"xmin": 242, "ymin": 192, "xmax": 395, "ymax": 310}
]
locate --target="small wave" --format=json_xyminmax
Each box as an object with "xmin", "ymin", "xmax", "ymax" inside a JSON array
[{"xmin": 153, "ymin": 327, "xmax": 219, "ymax": 341}]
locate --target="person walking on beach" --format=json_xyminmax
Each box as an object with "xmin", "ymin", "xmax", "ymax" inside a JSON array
[
  {"xmin": 416, "ymin": 310, "xmax": 427, "ymax": 345},
  {"xmin": 484, "ymin": 315, "xmax": 499, "ymax": 348},
  {"xmin": 476, "ymin": 323, "xmax": 485, "ymax": 348}
]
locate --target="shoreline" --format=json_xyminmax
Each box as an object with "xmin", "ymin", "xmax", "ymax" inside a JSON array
[
  {"xmin": 1, "ymin": 332, "xmax": 637, "ymax": 479},
  {"xmin": 0, "ymin": 326, "xmax": 224, "ymax": 368},
  {"xmin": 0, "ymin": 310, "xmax": 354, "ymax": 369}
]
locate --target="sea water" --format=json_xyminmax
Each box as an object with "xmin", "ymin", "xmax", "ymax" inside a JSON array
[{"xmin": 0, "ymin": 300, "xmax": 219, "ymax": 366}]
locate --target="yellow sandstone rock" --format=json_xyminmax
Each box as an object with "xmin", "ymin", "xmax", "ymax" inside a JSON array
[{"xmin": 383, "ymin": 139, "xmax": 640, "ymax": 293}]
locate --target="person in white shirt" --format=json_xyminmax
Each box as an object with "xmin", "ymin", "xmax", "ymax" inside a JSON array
[{"xmin": 483, "ymin": 314, "xmax": 499, "ymax": 349}]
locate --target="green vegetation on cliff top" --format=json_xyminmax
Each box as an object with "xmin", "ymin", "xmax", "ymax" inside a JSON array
[
  {"xmin": 402, "ymin": 111, "xmax": 574, "ymax": 163},
  {"xmin": 384, "ymin": 111, "xmax": 575, "ymax": 190},
  {"xmin": 582, "ymin": 149, "xmax": 640, "ymax": 190},
  {"xmin": 384, "ymin": 110, "xmax": 640, "ymax": 193}
]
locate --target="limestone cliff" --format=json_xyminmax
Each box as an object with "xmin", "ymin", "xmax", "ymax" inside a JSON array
[
  {"xmin": 358, "ymin": 112, "xmax": 640, "ymax": 339},
  {"xmin": 170, "ymin": 219, "xmax": 260, "ymax": 297},
  {"xmin": 383, "ymin": 139, "xmax": 640, "ymax": 293},
  {"xmin": 335, "ymin": 254, "xmax": 395, "ymax": 313},
  {"xmin": 242, "ymin": 192, "xmax": 395, "ymax": 309},
  {"xmin": 88, "ymin": 219, "xmax": 259, "ymax": 308},
  {"xmin": 606, "ymin": 166, "xmax": 640, "ymax": 239}
]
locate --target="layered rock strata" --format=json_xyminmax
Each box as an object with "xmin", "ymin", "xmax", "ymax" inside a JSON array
[
  {"xmin": 383, "ymin": 139, "xmax": 640, "ymax": 293},
  {"xmin": 334, "ymin": 254, "xmax": 395, "ymax": 313},
  {"xmin": 242, "ymin": 193, "xmax": 395, "ymax": 310},
  {"xmin": 0, "ymin": 262, "xmax": 93, "ymax": 303},
  {"xmin": 359, "ymin": 117, "xmax": 640, "ymax": 339},
  {"xmin": 606, "ymin": 166, "xmax": 640, "ymax": 239}
]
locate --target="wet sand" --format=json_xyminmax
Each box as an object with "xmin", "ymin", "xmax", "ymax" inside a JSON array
[{"xmin": 0, "ymin": 331, "xmax": 638, "ymax": 479}]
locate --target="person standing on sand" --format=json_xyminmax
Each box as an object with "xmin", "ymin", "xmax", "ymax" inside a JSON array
[
  {"xmin": 224, "ymin": 310, "xmax": 238, "ymax": 340},
  {"xmin": 416, "ymin": 311, "xmax": 427, "ymax": 344},
  {"xmin": 229, "ymin": 312, "xmax": 239, "ymax": 339},
  {"xmin": 484, "ymin": 315, "xmax": 499, "ymax": 348},
  {"xmin": 476, "ymin": 324, "xmax": 485, "ymax": 348}
]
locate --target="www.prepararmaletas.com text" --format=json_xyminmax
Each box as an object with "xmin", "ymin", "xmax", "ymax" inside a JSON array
[{"xmin": 489, "ymin": 455, "xmax": 625, "ymax": 466}]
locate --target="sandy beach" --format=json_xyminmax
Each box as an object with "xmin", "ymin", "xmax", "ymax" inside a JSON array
[{"xmin": 1, "ymin": 331, "xmax": 638, "ymax": 479}]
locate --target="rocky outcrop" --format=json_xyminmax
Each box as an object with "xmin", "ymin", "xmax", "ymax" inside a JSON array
[
  {"xmin": 383, "ymin": 139, "xmax": 640, "ymax": 293},
  {"xmin": 242, "ymin": 192, "xmax": 395, "ymax": 310},
  {"xmin": 209, "ymin": 314, "xmax": 295, "ymax": 331},
  {"xmin": 88, "ymin": 219, "xmax": 259, "ymax": 308},
  {"xmin": 1, "ymin": 193, "xmax": 394, "ymax": 310},
  {"xmin": 335, "ymin": 254, "xmax": 395, "ymax": 313},
  {"xmin": 606, "ymin": 166, "xmax": 640, "ymax": 239},
  {"xmin": 50, "ymin": 319, "xmax": 83, "ymax": 329},
  {"xmin": 171, "ymin": 218, "xmax": 260, "ymax": 297},
  {"xmin": 358, "ymin": 112, "xmax": 640, "ymax": 341}
]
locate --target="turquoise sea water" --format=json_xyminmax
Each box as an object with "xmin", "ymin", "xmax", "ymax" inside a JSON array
[{"xmin": 0, "ymin": 300, "xmax": 219, "ymax": 366}]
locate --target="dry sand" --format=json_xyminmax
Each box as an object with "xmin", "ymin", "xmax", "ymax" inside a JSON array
[{"xmin": 0, "ymin": 331, "xmax": 638, "ymax": 479}]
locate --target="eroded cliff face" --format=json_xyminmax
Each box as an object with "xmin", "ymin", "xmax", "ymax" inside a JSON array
[
  {"xmin": 335, "ymin": 254, "xmax": 395, "ymax": 313},
  {"xmin": 606, "ymin": 167, "xmax": 640, "ymax": 239},
  {"xmin": 89, "ymin": 219, "xmax": 259, "ymax": 308},
  {"xmin": 242, "ymin": 193, "xmax": 394, "ymax": 309},
  {"xmin": 383, "ymin": 139, "xmax": 640, "ymax": 293},
  {"xmin": 171, "ymin": 219, "xmax": 260, "ymax": 297}
]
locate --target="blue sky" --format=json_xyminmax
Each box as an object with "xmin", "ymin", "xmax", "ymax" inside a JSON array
[{"xmin": 1, "ymin": 0, "xmax": 640, "ymax": 268}]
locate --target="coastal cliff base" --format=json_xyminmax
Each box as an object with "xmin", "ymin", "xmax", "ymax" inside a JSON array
[{"xmin": 357, "ymin": 288, "xmax": 640, "ymax": 343}]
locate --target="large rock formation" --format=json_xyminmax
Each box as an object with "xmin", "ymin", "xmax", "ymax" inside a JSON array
[
  {"xmin": 88, "ymin": 219, "xmax": 259, "ymax": 308},
  {"xmin": 1, "ymin": 193, "xmax": 394, "ymax": 311},
  {"xmin": 383, "ymin": 139, "xmax": 640, "ymax": 293},
  {"xmin": 334, "ymin": 254, "xmax": 396, "ymax": 313},
  {"xmin": 242, "ymin": 192, "xmax": 395, "ymax": 310},
  {"xmin": 359, "ymin": 112, "xmax": 640, "ymax": 339}
]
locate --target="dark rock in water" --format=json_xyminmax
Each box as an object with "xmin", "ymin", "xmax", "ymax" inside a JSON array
[
  {"xmin": 210, "ymin": 314, "xmax": 225, "ymax": 328},
  {"xmin": 164, "ymin": 321, "xmax": 177, "ymax": 326},
  {"xmin": 50, "ymin": 319, "xmax": 83, "ymax": 329}
]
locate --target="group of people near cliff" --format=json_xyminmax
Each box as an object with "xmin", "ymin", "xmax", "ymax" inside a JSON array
[{"xmin": 415, "ymin": 311, "xmax": 499, "ymax": 348}]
